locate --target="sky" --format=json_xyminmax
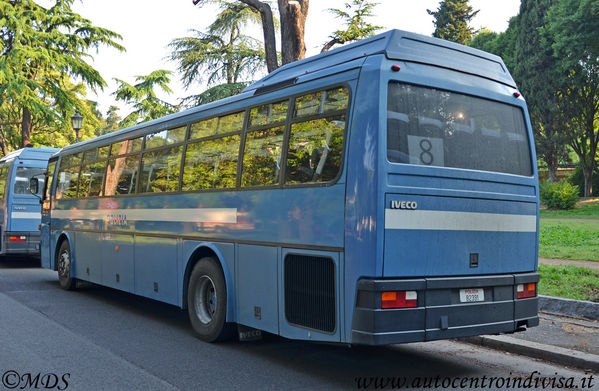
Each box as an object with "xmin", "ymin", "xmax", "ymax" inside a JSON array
[{"xmin": 37, "ymin": 0, "xmax": 521, "ymax": 117}]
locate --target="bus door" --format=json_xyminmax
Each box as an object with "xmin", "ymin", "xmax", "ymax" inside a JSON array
[{"xmin": 41, "ymin": 159, "xmax": 57, "ymax": 268}]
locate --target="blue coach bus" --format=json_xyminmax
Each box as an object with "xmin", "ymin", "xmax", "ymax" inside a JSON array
[
  {"xmin": 40, "ymin": 30, "xmax": 539, "ymax": 344},
  {"xmin": 0, "ymin": 147, "xmax": 58, "ymax": 257}
]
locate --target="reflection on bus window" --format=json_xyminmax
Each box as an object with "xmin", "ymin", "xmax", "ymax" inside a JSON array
[
  {"xmin": 286, "ymin": 116, "xmax": 345, "ymax": 184},
  {"xmin": 14, "ymin": 167, "xmax": 46, "ymax": 195},
  {"xmin": 183, "ymin": 135, "xmax": 240, "ymax": 191},
  {"xmin": 139, "ymin": 146, "xmax": 182, "ymax": 193},
  {"xmin": 105, "ymin": 155, "xmax": 139, "ymax": 196}
]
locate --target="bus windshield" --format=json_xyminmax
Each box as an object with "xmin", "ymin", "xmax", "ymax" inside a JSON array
[
  {"xmin": 387, "ymin": 82, "xmax": 532, "ymax": 176},
  {"xmin": 14, "ymin": 167, "xmax": 46, "ymax": 196}
]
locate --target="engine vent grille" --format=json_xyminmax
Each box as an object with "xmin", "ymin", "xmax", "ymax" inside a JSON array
[{"xmin": 284, "ymin": 254, "xmax": 335, "ymax": 333}]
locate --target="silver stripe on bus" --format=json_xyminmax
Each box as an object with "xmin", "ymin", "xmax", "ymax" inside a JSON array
[
  {"xmin": 51, "ymin": 208, "xmax": 238, "ymax": 224},
  {"xmin": 384, "ymin": 209, "xmax": 537, "ymax": 232},
  {"xmin": 11, "ymin": 212, "xmax": 42, "ymax": 219}
]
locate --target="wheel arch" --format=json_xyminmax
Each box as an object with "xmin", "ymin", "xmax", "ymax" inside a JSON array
[
  {"xmin": 182, "ymin": 243, "xmax": 236, "ymax": 323},
  {"xmin": 53, "ymin": 231, "xmax": 74, "ymax": 272}
]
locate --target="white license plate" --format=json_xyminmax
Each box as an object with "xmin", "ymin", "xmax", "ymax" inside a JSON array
[{"xmin": 459, "ymin": 288, "xmax": 485, "ymax": 303}]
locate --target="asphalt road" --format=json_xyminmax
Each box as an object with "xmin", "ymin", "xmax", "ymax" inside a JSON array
[{"xmin": 0, "ymin": 257, "xmax": 595, "ymax": 391}]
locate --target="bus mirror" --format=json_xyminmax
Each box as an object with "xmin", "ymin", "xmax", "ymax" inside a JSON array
[{"xmin": 29, "ymin": 178, "xmax": 39, "ymax": 195}]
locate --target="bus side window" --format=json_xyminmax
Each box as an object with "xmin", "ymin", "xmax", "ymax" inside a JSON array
[
  {"xmin": 105, "ymin": 155, "xmax": 140, "ymax": 196},
  {"xmin": 183, "ymin": 135, "xmax": 240, "ymax": 191},
  {"xmin": 55, "ymin": 166, "xmax": 80, "ymax": 200},
  {"xmin": 139, "ymin": 145, "xmax": 182, "ymax": 193},
  {"xmin": 286, "ymin": 87, "xmax": 349, "ymax": 184},
  {"xmin": 80, "ymin": 161, "xmax": 107, "ymax": 197}
]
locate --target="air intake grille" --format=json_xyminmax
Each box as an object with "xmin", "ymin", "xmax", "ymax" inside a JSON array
[{"xmin": 284, "ymin": 254, "xmax": 335, "ymax": 333}]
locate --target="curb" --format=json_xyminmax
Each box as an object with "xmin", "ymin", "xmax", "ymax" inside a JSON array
[
  {"xmin": 463, "ymin": 335, "xmax": 599, "ymax": 372},
  {"xmin": 539, "ymin": 295, "xmax": 599, "ymax": 321}
]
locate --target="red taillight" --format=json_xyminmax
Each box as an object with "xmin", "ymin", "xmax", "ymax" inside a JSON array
[
  {"xmin": 517, "ymin": 283, "xmax": 536, "ymax": 299},
  {"xmin": 513, "ymin": 91, "xmax": 521, "ymax": 98},
  {"xmin": 9, "ymin": 235, "xmax": 27, "ymax": 242},
  {"xmin": 381, "ymin": 291, "xmax": 417, "ymax": 309},
  {"xmin": 391, "ymin": 64, "xmax": 401, "ymax": 72}
]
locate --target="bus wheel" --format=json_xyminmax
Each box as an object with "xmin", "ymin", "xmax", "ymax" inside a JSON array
[
  {"xmin": 57, "ymin": 240, "xmax": 76, "ymax": 290},
  {"xmin": 187, "ymin": 257, "xmax": 234, "ymax": 342}
]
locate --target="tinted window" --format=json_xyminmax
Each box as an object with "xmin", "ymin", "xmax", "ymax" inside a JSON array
[
  {"xmin": 55, "ymin": 165, "xmax": 80, "ymax": 199},
  {"xmin": 286, "ymin": 116, "xmax": 346, "ymax": 184},
  {"xmin": 79, "ymin": 161, "xmax": 107, "ymax": 197},
  {"xmin": 139, "ymin": 145, "xmax": 182, "ymax": 193},
  {"xmin": 250, "ymin": 100, "xmax": 288, "ymax": 127},
  {"xmin": 105, "ymin": 155, "xmax": 139, "ymax": 196},
  {"xmin": 111, "ymin": 138, "xmax": 142, "ymax": 156},
  {"xmin": 44, "ymin": 161, "xmax": 56, "ymax": 201},
  {"xmin": 387, "ymin": 83, "xmax": 532, "ymax": 176},
  {"xmin": 0, "ymin": 163, "xmax": 10, "ymax": 199},
  {"xmin": 14, "ymin": 167, "xmax": 45, "ymax": 195},
  {"xmin": 183, "ymin": 135, "xmax": 240, "ymax": 191},
  {"xmin": 190, "ymin": 112, "xmax": 244, "ymax": 140},
  {"xmin": 241, "ymin": 127, "xmax": 285, "ymax": 187}
]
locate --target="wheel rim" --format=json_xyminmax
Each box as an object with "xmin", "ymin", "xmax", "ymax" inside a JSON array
[
  {"xmin": 194, "ymin": 275, "xmax": 217, "ymax": 324},
  {"xmin": 58, "ymin": 250, "xmax": 70, "ymax": 278}
]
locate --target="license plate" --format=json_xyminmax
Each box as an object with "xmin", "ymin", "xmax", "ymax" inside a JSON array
[{"xmin": 459, "ymin": 288, "xmax": 484, "ymax": 303}]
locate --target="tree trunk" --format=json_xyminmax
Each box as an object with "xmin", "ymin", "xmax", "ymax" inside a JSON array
[
  {"xmin": 278, "ymin": 0, "xmax": 309, "ymax": 65},
  {"xmin": 21, "ymin": 107, "xmax": 32, "ymax": 148},
  {"xmin": 583, "ymin": 164, "xmax": 593, "ymax": 198},
  {"xmin": 238, "ymin": 0, "xmax": 279, "ymax": 72}
]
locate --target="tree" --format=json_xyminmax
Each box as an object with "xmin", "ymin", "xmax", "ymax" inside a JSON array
[
  {"xmin": 427, "ymin": 0, "xmax": 479, "ymax": 44},
  {"xmin": 543, "ymin": 0, "xmax": 599, "ymax": 196},
  {"xmin": 170, "ymin": 1, "xmax": 265, "ymax": 89},
  {"xmin": 193, "ymin": 0, "xmax": 309, "ymax": 72},
  {"xmin": 513, "ymin": 0, "xmax": 570, "ymax": 183},
  {"xmin": 0, "ymin": 0, "xmax": 123, "ymax": 149},
  {"xmin": 321, "ymin": 0, "xmax": 382, "ymax": 53},
  {"xmin": 113, "ymin": 70, "xmax": 178, "ymax": 127}
]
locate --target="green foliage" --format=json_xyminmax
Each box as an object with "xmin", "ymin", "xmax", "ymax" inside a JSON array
[
  {"xmin": 569, "ymin": 163, "xmax": 599, "ymax": 197},
  {"xmin": 322, "ymin": 0, "xmax": 382, "ymax": 52},
  {"xmin": 538, "ymin": 264, "xmax": 599, "ymax": 302},
  {"xmin": 539, "ymin": 220, "xmax": 599, "ymax": 261},
  {"xmin": 0, "ymin": 0, "xmax": 123, "ymax": 151},
  {"xmin": 169, "ymin": 0, "xmax": 264, "ymax": 89},
  {"xmin": 468, "ymin": 17, "xmax": 519, "ymax": 72},
  {"xmin": 540, "ymin": 179, "xmax": 580, "ymax": 209},
  {"xmin": 113, "ymin": 70, "xmax": 177, "ymax": 127},
  {"xmin": 427, "ymin": 0, "xmax": 479, "ymax": 44},
  {"xmin": 542, "ymin": 0, "xmax": 599, "ymax": 197}
]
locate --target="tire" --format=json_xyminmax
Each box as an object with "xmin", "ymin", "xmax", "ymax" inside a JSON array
[
  {"xmin": 57, "ymin": 240, "xmax": 76, "ymax": 290},
  {"xmin": 187, "ymin": 257, "xmax": 234, "ymax": 342}
]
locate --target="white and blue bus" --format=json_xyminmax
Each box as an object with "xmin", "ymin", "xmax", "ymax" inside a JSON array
[
  {"xmin": 0, "ymin": 147, "xmax": 58, "ymax": 257},
  {"xmin": 40, "ymin": 30, "xmax": 539, "ymax": 344}
]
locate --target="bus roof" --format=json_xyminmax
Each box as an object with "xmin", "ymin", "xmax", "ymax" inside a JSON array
[
  {"xmin": 245, "ymin": 29, "xmax": 515, "ymax": 93},
  {"xmin": 1, "ymin": 147, "xmax": 60, "ymax": 163},
  {"xmin": 55, "ymin": 29, "xmax": 515, "ymax": 156}
]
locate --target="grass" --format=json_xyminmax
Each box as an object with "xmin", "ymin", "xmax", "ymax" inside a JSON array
[
  {"xmin": 539, "ymin": 220, "xmax": 599, "ymax": 261},
  {"xmin": 540, "ymin": 200, "xmax": 599, "ymax": 219},
  {"xmin": 538, "ymin": 264, "xmax": 599, "ymax": 302}
]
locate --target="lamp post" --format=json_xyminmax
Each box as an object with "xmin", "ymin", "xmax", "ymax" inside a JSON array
[{"xmin": 71, "ymin": 109, "xmax": 83, "ymax": 143}]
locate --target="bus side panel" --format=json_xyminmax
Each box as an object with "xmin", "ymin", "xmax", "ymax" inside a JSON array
[
  {"xmin": 134, "ymin": 236, "xmax": 178, "ymax": 305},
  {"xmin": 74, "ymin": 231, "xmax": 102, "ymax": 283},
  {"xmin": 343, "ymin": 56, "xmax": 384, "ymax": 343},
  {"xmin": 102, "ymin": 233, "xmax": 134, "ymax": 293},
  {"xmin": 236, "ymin": 244, "xmax": 279, "ymax": 334}
]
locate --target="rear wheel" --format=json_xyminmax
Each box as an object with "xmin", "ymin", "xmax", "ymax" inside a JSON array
[
  {"xmin": 57, "ymin": 240, "xmax": 76, "ymax": 290},
  {"xmin": 187, "ymin": 257, "xmax": 234, "ymax": 342}
]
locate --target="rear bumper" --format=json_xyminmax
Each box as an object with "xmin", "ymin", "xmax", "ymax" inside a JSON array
[
  {"xmin": 351, "ymin": 272, "xmax": 539, "ymax": 345},
  {"xmin": 2, "ymin": 232, "xmax": 41, "ymax": 256}
]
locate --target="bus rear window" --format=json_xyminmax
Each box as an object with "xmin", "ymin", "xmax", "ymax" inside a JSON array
[
  {"xmin": 15, "ymin": 167, "xmax": 45, "ymax": 195},
  {"xmin": 387, "ymin": 82, "xmax": 532, "ymax": 176}
]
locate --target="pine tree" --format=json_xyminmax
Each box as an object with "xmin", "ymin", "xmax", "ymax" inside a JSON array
[
  {"xmin": 427, "ymin": 0, "xmax": 479, "ymax": 44},
  {"xmin": 0, "ymin": 0, "xmax": 123, "ymax": 149}
]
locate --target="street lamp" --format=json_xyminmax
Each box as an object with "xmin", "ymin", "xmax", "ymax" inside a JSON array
[{"xmin": 71, "ymin": 109, "xmax": 83, "ymax": 143}]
